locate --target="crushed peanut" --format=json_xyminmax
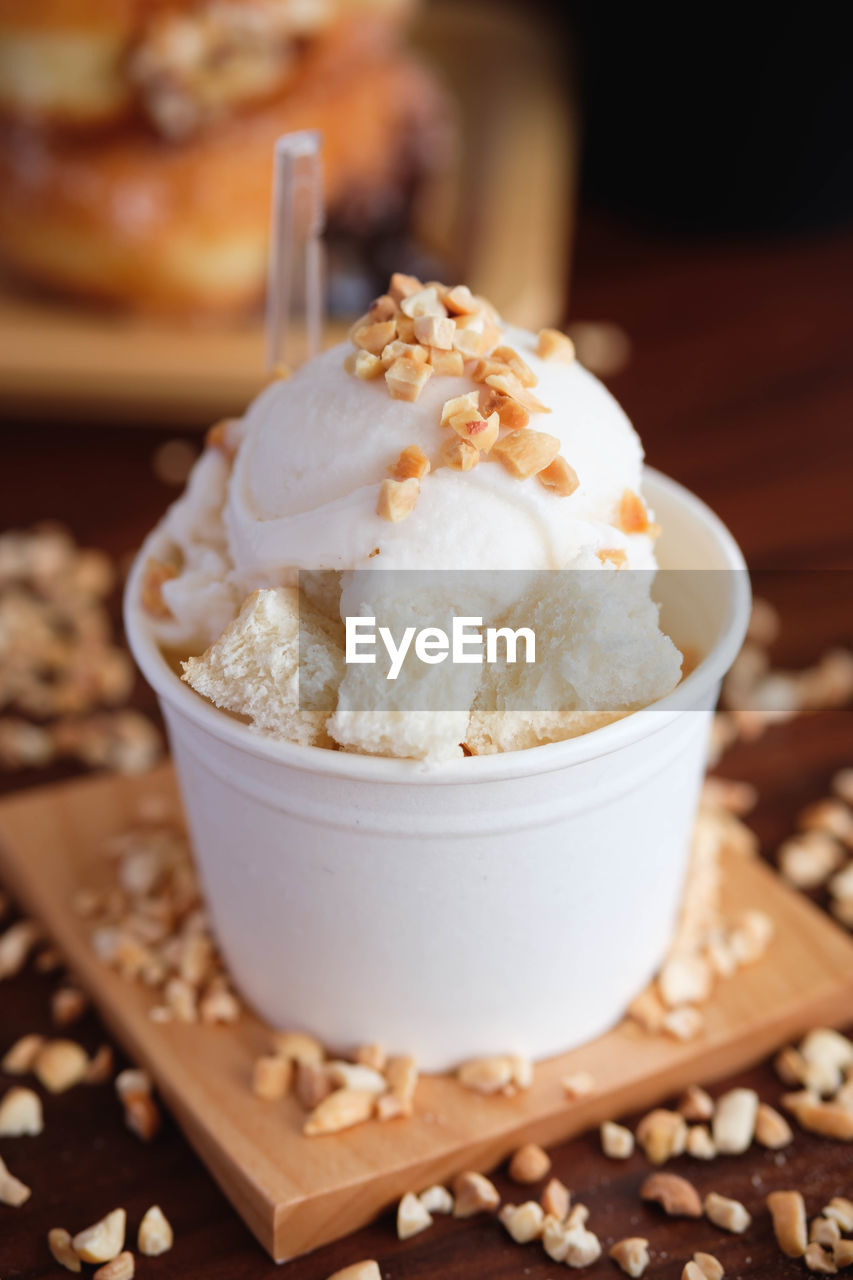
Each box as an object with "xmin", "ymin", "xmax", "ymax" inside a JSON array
[
  {"xmin": 376, "ymin": 477, "xmax": 419, "ymax": 523},
  {"xmin": 137, "ymin": 1204, "xmax": 173, "ymax": 1256},
  {"xmin": 456, "ymin": 1053, "xmax": 530, "ymax": 1096},
  {"xmin": 640, "ymin": 1172, "xmax": 702, "ymax": 1217},
  {"xmin": 755, "ymin": 1102, "xmax": 793, "ymax": 1148},
  {"xmin": 385, "ymin": 356, "xmax": 433, "ymax": 403},
  {"xmin": 440, "ymin": 437, "xmax": 479, "ymax": 471},
  {"xmin": 499, "ymin": 1200, "xmax": 545, "ymax": 1243},
  {"xmin": 610, "ymin": 1236, "xmax": 651, "ymax": 1277},
  {"xmin": 48, "ymin": 1226, "xmax": 82, "ymax": 1272},
  {"xmin": 804, "ymin": 1242, "xmax": 837, "ymax": 1274},
  {"xmin": 452, "ymin": 1171, "xmax": 500, "ymax": 1218},
  {"xmin": 636, "ymin": 1109, "xmax": 687, "ymax": 1165},
  {"xmin": 389, "ymin": 445, "xmax": 430, "ymax": 482},
  {"xmin": 419, "ymin": 1185, "xmax": 453, "ymax": 1215},
  {"xmin": 303, "ymin": 1088, "xmax": 375, "ymax": 1137},
  {"xmin": 508, "ymin": 1142, "xmax": 551, "ymax": 1184},
  {"xmin": 618, "ymin": 490, "xmax": 654, "ymax": 535},
  {"xmin": 690, "ymin": 1254, "xmax": 725, "ymax": 1280},
  {"xmin": 824, "ymin": 1198, "xmax": 853, "ymax": 1232},
  {"xmin": 541, "ymin": 1177, "xmax": 570, "ymax": 1221},
  {"xmin": 704, "ymin": 1190, "xmax": 751, "ymax": 1233},
  {"xmin": 768, "ymin": 1189, "xmax": 808, "ymax": 1257},
  {"xmin": 51, "ymin": 986, "xmax": 88, "ymax": 1027},
  {"xmin": 712, "ymin": 1087, "xmax": 758, "ymax": 1154},
  {"xmin": 34, "ymin": 1039, "xmax": 89, "ymax": 1093},
  {"xmin": 345, "ymin": 351, "xmax": 383, "ymax": 381},
  {"xmin": 93, "ymin": 1253, "xmax": 135, "ymax": 1280},
  {"xmin": 537, "ymin": 328, "xmax": 576, "ymax": 364},
  {"xmin": 492, "ymin": 429, "xmax": 560, "ymax": 479},
  {"xmin": 73, "ymin": 1208, "xmax": 127, "ymax": 1264},
  {"xmin": 0, "ymin": 1153, "xmax": 31, "ymax": 1206},
  {"xmin": 537, "ymin": 456, "xmax": 579, "ymax": 496},
  {"xmin": 0, "ymin": 920, "xmax": 39, "ymax": 979},
  {"xmin": 2, "ymin": 1032, "xmax": 45, "ymax": 1074},
  {"xmin": 679, "ymin": 1085, "xmax": 714, "ymax": 1122},
  {"xmin": 325, "ymin": 1264, "xmax": 381, "ymax": 1280},
  {"xmin": 685, "ymin": 1125, "xmax": 716, "ymax": 1160},
  {"xmin": 0, "ymin": 1084, "xmax": 43, "ymax": 1136},
  {"xmin": 561, "ymin": 1071, "xmax": 597, "ymax": 1099},
  {"xmin": 252, "ymin": 1054, "xmax": 292, "ymax": 1101},
  {"xmin": 397, "ymin": 1191, "xmax": 433, "ymax": 1240},
  {"xmin": 601, "ymin": 1120, "xmax": 635, "ymax": 1159}
]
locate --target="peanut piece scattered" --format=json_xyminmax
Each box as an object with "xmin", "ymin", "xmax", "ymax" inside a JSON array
[
  {"xmin": 0, "ymin": 1085, "xmax": 43, "ymax": 1135},
  {"xmin": 834, "ymin": 1240, "xmax": 853, "ymax": 1268},
  {"xmin": 491, "ymin": 346, "xmax": 538, "ymax": 388},
  {"xmin": 456, "ymin": 1054, "xmax": 515, "ymax": 1095},
  {"xmin": 1, "ymin": 1032, "xmax": 44, "ymax": 1074},
  {"xmin": 537, "ymin": 328, "xmax": 576, "ymax": 363},
  {"xmin": 812, "ymin": 1218, "xmax": 842, "ymax": 1248},
  {"xmin": 0, "ymin": 1153, "xmax": 31, "ymax": 1206},
  {"xmin": 419, "ymin": 1185, "xmax": 453, "ymax": 1215},
  {"xmin": 538, "ymin": 456, "xmax": 579, "ymax": 496},
  {"xmin": 48, "ymin": 1227, "xmax": 82, "ymax": 1272},
  {"xmin": 685, "ymin": 1125, "xmax": 716, "ymax": 1160},
  {"xmin": 389, "ymin": 445, "xmax": 430, "ymax": 482},
  {"xmin": 440, "ymin": 391, "xmax": 480, "ymax": 426},
  {"xmin": 491, "ymin": 429, "xmax": 560, "ymax": 478},
  {"xmin": 691, "ymin": 1253, "xmax": 725, "ymax": 1280},
  {"xmin": 303, "ymin": 1088, "xmax": 375, "ymax": 1136},
  {"xmin": 640, "ymin": 1172, "xmax": 702, "ymax": 1217},
  {"xmin": 327, "ymin": 1062, "xmax": 388, "ymax": 1095},
  {"xmin": 508, "ymin": 1142, "xmax": 551, "ymax": 1184},
  {"xmin": 73, "ymin": 1208, "xmax": 127, "ymax": 1264},
  {"xmin": 659, "ymin": 954, "xmax": 712, "ymax": 1007},
  {"xmin": 804, "ymin": 1242, "xmax": 838, "ymax": 1274},
  {"xmin": 34, "ymin": 1039, "xmax": 89, "ymax": 1093},
  {"xmin": 325, "ymin": 1264, "xmax": 381, "ymax": 1280},
  {"xmin": 704, "ymin": 1191, "xmax": 751, "ymax": 1233},
  {"xmin": 755, "ymin": 1102, "xmax": 793, "ymax": 1148},
  {"xmin": 824, "ymin": 1198, "xmax": 853, "ymax": 1232},
  {"xmin": 636, "ymin": 1109, "xmax": 687, "ymax": 1164},
  {"xmin": 93, "ymin": 1253, "xmax": 135, "ymax": 1280},
  {"xmin": 783, "ymin": 1093, "xmax": 853, "ymax": 1140},
  {"xmin": 295, "ymin": 1061, "xmax": 333, "ymax": 1111},
  {"xmin": 448, "ymin": 410, "xmax": 499, "ymax": 452},
  {"xmin": 0, "ymin": 920, "xmax": 39, "ymax": 979},
  {"xmin": 252, "ymin": 1055, "xmax": 292, "ymax": 1101},
  {"xmin": 712, "ymin": 1087, "xmax": 758, "ymax": 1154},
  {"xmin": 499, "ymin": 1200, "xmax": 544, "ymax": 1243},
  {"xmin": 601, "ymin": 1120, "xmax": 634, "ymax": 1159},
  {"xmin": 452, "ymin": 1171, "xmax": 500, "ymax": 1218},
  {"xmin": 610, "ymin": 1237, "xmax": 650, "ymax": 1276},
  {"xmin": 768, "ymin": 1189, "xmax": 808, "ymax": 1257},
  {"xmin": 138, "ymin": 1205, "xmax": 173, "ymax": 1256},
  {"xmin": 484, "ymin": 371, "xmax": 550, "ymax": 414},
  {"xmin": 479, "ymin": 387, "xmax": 530, "ymax": 430},
  {"xmin": 541, "ymin": 1177, "xmax": 570, "ymax": 1220},
  {"xmin": 354, "ymin": 1043, "xmax": 386, "ymax": 1073},
  {"xmin": 561, "ymin": 1071, "xmax": 596, "ymax": 1099},
  {"xmin": 376, "ymin": 477, "xmax": 419, "ymax": 523},
  {"xmin": 271, "ymin": 1030, "xmax": 324, "ymax": 1065},
  {"xmin": 679, "ymin": 1085, "xmax": 714, "ymax": 1122},
  {"xmin": 397, "ymin": 1191, "xmax": 432, "ymax": 1240}
]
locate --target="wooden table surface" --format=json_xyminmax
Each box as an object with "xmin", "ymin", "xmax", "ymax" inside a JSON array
[{"xmin": 1, "ymin": 216, "xmax": 852, "ymax": 1278}]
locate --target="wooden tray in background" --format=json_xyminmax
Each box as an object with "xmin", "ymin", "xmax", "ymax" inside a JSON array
[
  {"xmin": 0, "ymin": 3, "xmax": 576, "ymax": 425},
  {"xmin": 1, "ymin": 764, "xmax": 852, "ymax": 1262}
]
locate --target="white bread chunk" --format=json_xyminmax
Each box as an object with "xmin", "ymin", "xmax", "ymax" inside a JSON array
[
  {"xmin": 182, "ymin": 587, "xmax": 345, "ymax": 748},
  {"xmin": 467, "ymin": 561, "xmax": 682, "ymax": 755}
]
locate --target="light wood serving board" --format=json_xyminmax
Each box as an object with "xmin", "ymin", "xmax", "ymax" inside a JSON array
[{"xmin": 1, "ymin": 764, "xmax": 852, "ymax": 1263}]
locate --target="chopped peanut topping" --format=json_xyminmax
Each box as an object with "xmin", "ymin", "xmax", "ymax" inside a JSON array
[
  {"xmin": 385, "ymin": 356, "xmax": 433, "ymax": 403},
  {"xmin": 428, "ymin": 348, "xmax": 465, "ymax": 377},
  {"xmin": 443, "ymin": 284, "xmax": 479, "ymax": 314},
  {"xmin": 352, "ymin": 320, "xmax": 397, "ymax": 356},
  {"xmin": 400, "ymin": 286, "xmax": 445, "ymax": 320},
  {"xmin": 537, "ymin": 328, "xmax": 576, "ymax": 363},
  {"xmin": 484, "ymin": 371, "xmax": 550, "ymax": 414},
  {"xmin": 619, "ymin": 489, "xmax": 654, "ymax": 535},
  {"xmin": 491, "ymin": 345, "xmax": 537, "ymax": 387},
  {"xmin": 376, "ymin": 477, "xmax": 419, "ymax": 523},
  {"xmin": 414, "ymin": 315, "xmax": 455, "ymax": 350},
  {"xmin": 205, "ymin": 417, "xmax": 239, "ymax": 456},
  {"xmin": 448, "ymin": 410, "xmax": 499, "ymax": 453},
  {"xmin": 389, "ymin": 445, "xmax": 430, "ymax": 482},
  {"xmin": 471, "ymin": 358, "xmax": 509, "ymax": 383},
  {"xmin": 140, "ymin": 558, "xmax": 177, "ymax": 619},
  {"xmin": 480, "ymin": 387, "xmax": 530, "ymax": 430},
  {"xmin": 345, "ymin": 351, "xmax": 383, "ymax": 381},
  {"xmin": 538, "ymin": 456, "xmax": 579, "ymax": 496},
  {"xmin": 492, "ymin": 429, "xmax": 560, "ymax": 479},
  {"xmin": 388, "ymin": 272, "xmax": 423, "ymax": 303},
  {"xmin": 440, "ymin": 437, "xmax": 479, "ymax": 471},
  {"xmin": 452, "ymin": 326, "xmax": 491, "ymax": 358},
  {"xmin": 440, "ymin": 391, "xmax": 480, "ymax": 426},
  {"xmin": 368, "ymin": 294, "xmax": 397, "ymax": 323}
]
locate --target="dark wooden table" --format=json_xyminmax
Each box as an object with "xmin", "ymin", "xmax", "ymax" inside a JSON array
[{"xmin": 1, "ymin": 217, "xmax": 852, "ymax": 1278}]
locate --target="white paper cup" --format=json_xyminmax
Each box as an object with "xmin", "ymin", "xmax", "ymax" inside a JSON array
[{"xmin": 125, "ymin": 468, "xmax": 749, "ymax": 1071}]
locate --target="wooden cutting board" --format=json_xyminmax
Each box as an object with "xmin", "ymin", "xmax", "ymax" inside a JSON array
[{"xmin": 1, "ymin": 763, "xmax": 851, "ymax": 1263}]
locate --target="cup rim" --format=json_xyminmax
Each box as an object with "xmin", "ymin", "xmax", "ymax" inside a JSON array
[{"xmin": 124, "ymin": 466, "xmax": 751, "ymax": 784}]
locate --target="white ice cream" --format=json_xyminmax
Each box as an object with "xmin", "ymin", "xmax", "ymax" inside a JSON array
[{"xmin": 145, "ymin": 319, "xmax": 681, "ymax": 761}]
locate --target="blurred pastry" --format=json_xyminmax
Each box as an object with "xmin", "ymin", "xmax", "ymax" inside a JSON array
[{"xmin": 0, "ymin": 0, "xmax": 449, "ymax": 312}]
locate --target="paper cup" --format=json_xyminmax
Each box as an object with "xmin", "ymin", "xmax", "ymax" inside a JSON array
[{"xmin": 125, "ymin": 468, "xmax": 749, "ymax": 1070}]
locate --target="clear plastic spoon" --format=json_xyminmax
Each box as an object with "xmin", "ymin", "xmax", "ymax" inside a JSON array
[{"xmin": 265, "ymin": 130, "xmax": 325, "ymax": 373}]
